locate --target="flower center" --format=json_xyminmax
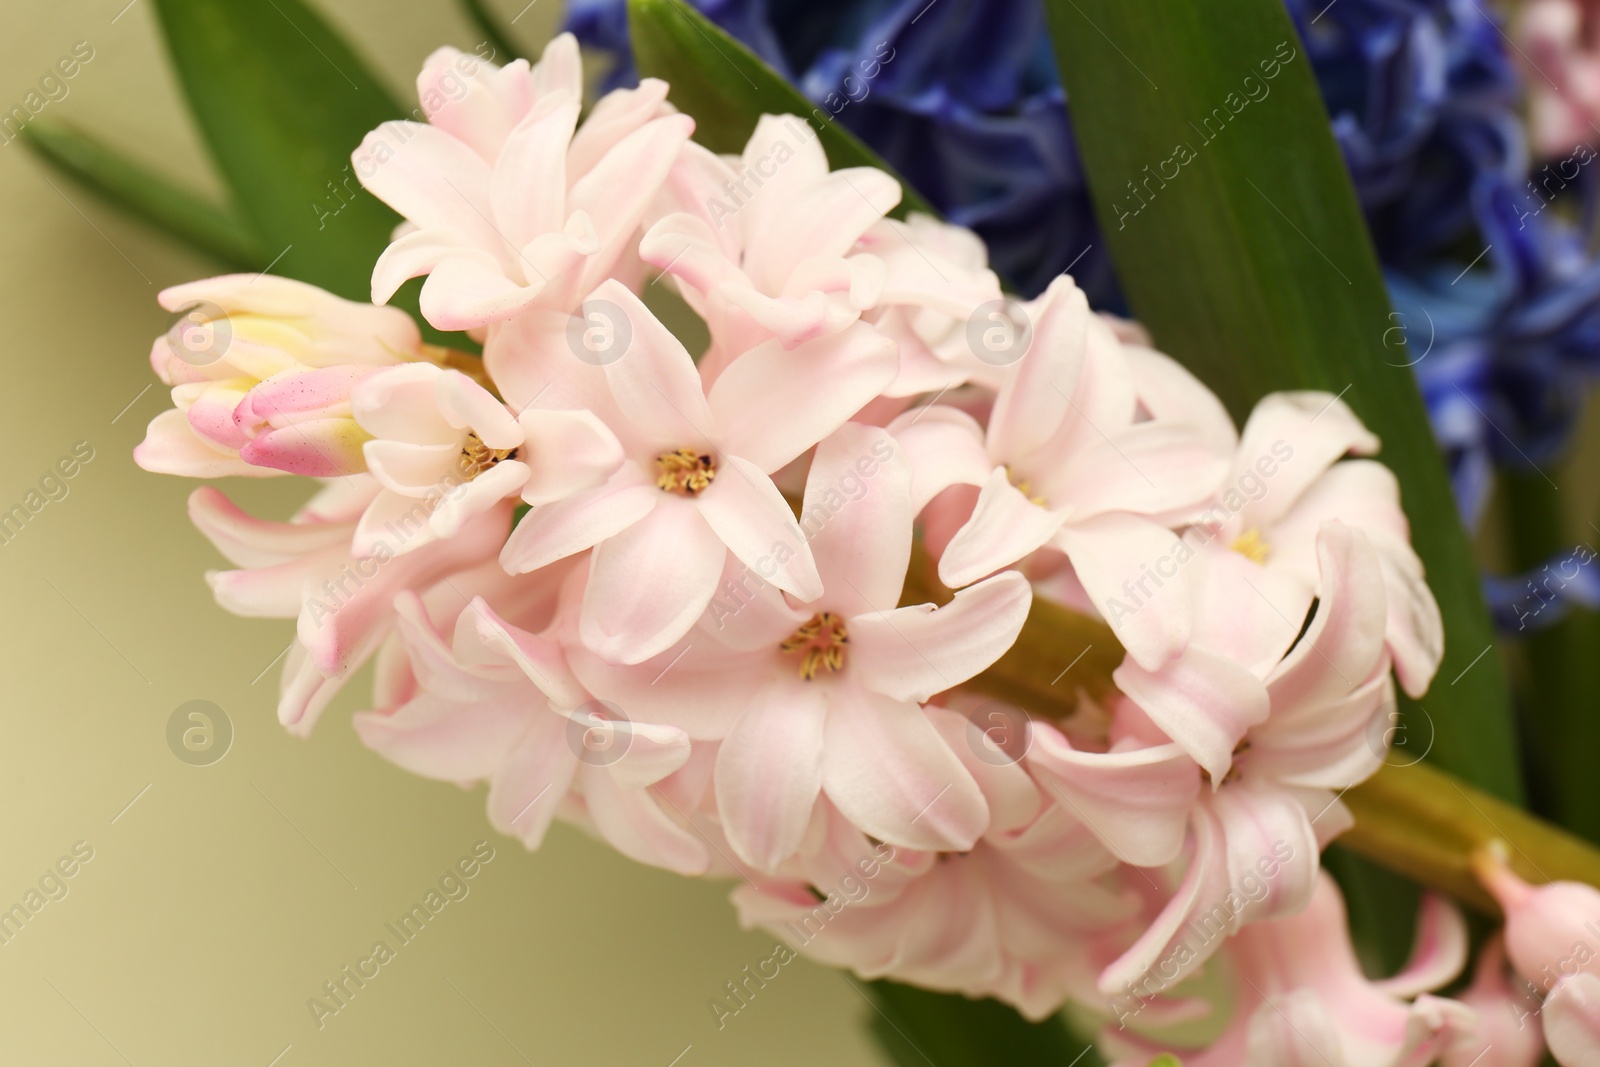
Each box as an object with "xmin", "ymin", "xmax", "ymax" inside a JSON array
[
  {"xmin": 1230, "ymin": 527, "xmax": 1270, "ymax": 564},
  {"xmin": 1005, "ymin": 465, "xmax": 1046, "ymax": 506},
  {"xmin": 460, "ymin": 432, "xmax": 519, "ymax": 480},
  {"xmin": 780, "ymin": 612, "xmax": 849, "ymax": 680},
  {"xmin": 656, "ymin": 448, "xmax": 717, "ymax": 495}
]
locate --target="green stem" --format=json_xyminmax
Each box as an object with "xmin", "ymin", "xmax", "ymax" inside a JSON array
[{"xmin": 1340, "ymin": 760, "xmax": 1600, "ymax": 914}]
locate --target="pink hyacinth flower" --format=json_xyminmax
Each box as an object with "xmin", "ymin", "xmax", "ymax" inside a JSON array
[
  {"xmin": 354, "ymin": 593, "xmax": 707, "ymax": 874},
  {"xmin": 500, "ymin": 281, "xmax": 898, "ymax": 664},
  {"xmin": 1057, "ymin": 523, "xmax": 1406, "ymax": 996},
  {"xmin": 640, "ymin": 114, "xmax": 901, "ymax": 372},
  {"xmin": 356, "ymin": 34, "xmax": 693, "ymax": 329},
  {"xmin": 1441, "ymin": 935, "xmax": 1548, "ymax": 1067},
  {"xmin": 1517, "ymin": 0, "xmax": 1600, "ymax": 159},
  {"xmin": 558, "ymin": 423, "xmax": 1033, "ymax": 869},
  {"xmin": 349, "ymin": 362, "xmax": 567, "ymax": 556},
  {"xmin": 1474, "ymin": 844, "xmax": 1600, "ymax": 1065},
  {"xmin": 894, "ymin": 275, "xmax": 1231, "ymax": 670},
  {"xmin": 187, "ymin": 480, "xmax": 511, "ymax": 735},
  {"xmin": 1475, "ymin": 845, "xmax": 1600, "ymax": 996},
  {"xmin": 1104, "ymin": 872, "xmax": 1474, "ymax": 1066},
  {"xmin": 1192, "ymin": 391, "xmax": 1444, "ymax": 697}
]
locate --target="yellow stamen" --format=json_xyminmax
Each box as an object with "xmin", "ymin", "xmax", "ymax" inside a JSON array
[
  {"xmin": 656, "ymin": 448, "xmax": 717, "ymax": 495},
  {"xmin": 1005, "ymin": 466, "xmax": 1047, "ymax": 506},
  {"xmin": 779, "ymin": 612, "xmax": 849, "ymax": 680},
  {"xmin": 1230, "ymin": 527, "xmax": 1270, "ymax": 564},
  {"xmin": 460, "ymin": 431, "xmax": 519, "ymax": 480}
]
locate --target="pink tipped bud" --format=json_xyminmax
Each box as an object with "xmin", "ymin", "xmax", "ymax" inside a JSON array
[{"xmin": 1474, "ymin": 844, "xmax": 1600, "ymax": 996}]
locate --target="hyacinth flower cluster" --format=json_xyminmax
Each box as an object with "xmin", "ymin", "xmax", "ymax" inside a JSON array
[
  {"xmin": 565, "ymin": 0, "xmax": 1600, "ymax": 632},
  {"xmin": 130, "ymin": 37, "xmax": 1600, "ymax": 1064}
]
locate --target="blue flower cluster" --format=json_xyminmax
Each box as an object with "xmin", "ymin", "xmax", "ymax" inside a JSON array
[
  {"xmin": 1287, "ymin": 0, "xmax": 1600, "ymax": 533},
  {"xmin": 566, "ymin": 0, "xmax": 1116, "ymax": 301},
  {"xmin": 564, "ymin": 0, "xmax": 1600, "ymax": 622}
]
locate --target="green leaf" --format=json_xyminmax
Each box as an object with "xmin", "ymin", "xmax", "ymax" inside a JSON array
[
  {"xmin": 459, "ymin": 0, "xmax": 528, "ymax": 64},
  {"xmin": 1043, "ymin": 0, "xmax": 1523, "ymax": 802},
  {"xmin": 865, "ymin": 981, "xmax": 1105, "ymax": 1067},
  {"xmin": 20, "ymin": 118, "xmax": 264, "ymax": 269},
  {"xmin": 626, "ymin": 0, "xmax": 935, "ymax": 218},
  {"xmin": 150, "ymin": 0, "xmax": 407, "ymax": 299},
  {"xmin": 1502, "ymin": 475, "xmax": 1600, "ymax": 844}
]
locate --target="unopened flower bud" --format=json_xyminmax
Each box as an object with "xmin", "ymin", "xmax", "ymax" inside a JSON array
[{"xmin": 1474, "ymin": 844, "xmax": 1600, "ymax": 996}]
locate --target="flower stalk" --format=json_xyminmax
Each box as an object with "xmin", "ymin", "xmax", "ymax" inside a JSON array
[
  {"xmin": 1340, "ymin": 761, "xmax": 1600, "ymax": 916},
  {"xmin": 941, "ymin": 546, "xmax": 1600, "ymax": 912}
]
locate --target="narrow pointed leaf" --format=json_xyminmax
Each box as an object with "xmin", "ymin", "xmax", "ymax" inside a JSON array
[
  {"xmin": 21, "ymin": 118, "xmax": 263, "ymax": 269},
  {"xmin": 1043, "ymin": 0, "xmax": 1522, "ymax": 802},
  {"xmin": 150, "ymin": 0, "xmax": 407, "ymax": 299},
  {"xmin": 626, "ymin": 0, "xmax": 933, "ymax": 218}
]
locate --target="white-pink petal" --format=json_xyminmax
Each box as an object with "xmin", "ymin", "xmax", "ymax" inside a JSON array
[
  {"xmin": 694, "ymin": 456, "xmax": 820, "ymax": 600},
  {"xmin": 850, "ymin": 571, "xmax": 1032, "ymax": 703},
  {"xmin": 486, "ymin": 716, "xmax": 578, "ymax": 847},
  {"xmin": 1545, "ymin": 972, "xmax": 1600, "ymax": 1067},
  {"xmin": 1026, "ymin": 724, "xmax": 1200, "ymax": 868},
  {"xmin": 579, "ymin": 496, "xmax": 725, "ymax": 663},
  {"xmin": 500, "ymin": 471, "xmax": 657, "ymax": 574},
  {"xmin": 136, "ymin": 409, "xmax": 272, "ymax": 479},
  {"xmin": 581, "ymin": 765, "xmax": 709, "ymax": 875},
  {"xmin": 518, "ymin": 408, "xmax": 625, "ymax": 506},
  {"xmin": 1114, "ymin": 646, "xmax": 1271, "ymax": 784},
  {"xmin": 708, "ymin": 322, "xmax": 898, "ymax": 472},
  {"xmin": 821, "ymin": 689, "xmax": 988, "ymax": 852},
  {"xmin": 594, "ymin": 280, "xmax": 715, "ymax": 451},
  {"xmin": 1054, "ymin": 511, "xmax": 1195, "ymax": 671},
  {"xmin": 715, "ymin": 679, "xmax": 828, "ymax": 870},
  {"xmin": 938, "ymin": 469, "xmax": 1066, "ymax": 589},
  {"xmin": 800, "ymin": 423, "xmax": 915, "ymax": 617},
  {"xmin": 986, "ymin": 277, "xmax": 1088, "ymax": 464}
]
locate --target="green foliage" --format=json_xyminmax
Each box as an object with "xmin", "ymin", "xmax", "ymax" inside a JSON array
[
  {"xmin": 150, "ymin": 0, "xmax": 407, "ymax": 298},
  {"xmin": 865, "ymin": 980, "xmax": 1105, "ymax": 1067},
  {"xmin": 1042, "ymin": 0, "xmax": 1523, "ymax": 802},
  {"xmin": 626, "ymin": 0, "xmax": 933, "ymax": 218}
]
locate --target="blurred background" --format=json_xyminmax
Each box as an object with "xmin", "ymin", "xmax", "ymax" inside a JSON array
[{"xmin": 0, "ymin": 2, "xmax": 883, "ymax": 1063}]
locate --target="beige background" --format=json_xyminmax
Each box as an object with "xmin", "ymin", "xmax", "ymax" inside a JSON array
[{"xmin": 0, "ymin": 1, "xmax": 882, "ymax": 1064}]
